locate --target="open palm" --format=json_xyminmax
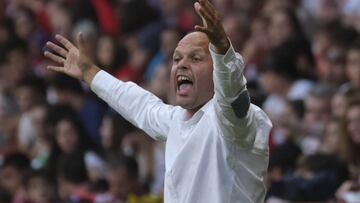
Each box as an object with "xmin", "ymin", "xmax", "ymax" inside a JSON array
[
  {"xmin": 44, "ymin": 33, "xmax": 94, "ymax": 81},
  {"xmin": 194, "ymin": 0, "xmax": 229, "ymax": 54}
]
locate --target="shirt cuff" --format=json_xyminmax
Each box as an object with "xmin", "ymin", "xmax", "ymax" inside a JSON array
[
  {"xmin": 209, "ymin": 41, "xmax": 237, "ymax": 70},
  {"xmin": 90, "ymin": 70, "xmax": 123, "ymax": 95}
]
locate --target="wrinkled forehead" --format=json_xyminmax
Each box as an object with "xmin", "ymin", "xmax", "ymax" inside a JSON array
[{"xmin": 175, "ymin": 32, "xmax": 210, "ymax": 54}]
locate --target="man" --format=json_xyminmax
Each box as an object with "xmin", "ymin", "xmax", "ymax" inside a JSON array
[{"xmin": 44, "ymin": 0, "xmax": 272, "ymax": 202}]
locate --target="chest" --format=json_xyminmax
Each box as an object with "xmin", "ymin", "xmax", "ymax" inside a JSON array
[{"xmin": 164, "ymin": 113, "xmax": 226, "ymax": 170}]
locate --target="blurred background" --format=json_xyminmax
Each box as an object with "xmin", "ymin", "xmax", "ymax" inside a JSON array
[{"xmin": 0, "ymin": 0, "xmax": 359, "ymax": 202}]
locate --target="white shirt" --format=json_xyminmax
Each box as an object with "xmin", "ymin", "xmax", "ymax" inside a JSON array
[{"xmin": 91, "ymin": 44, "xmax": 272, "ymax": 203}]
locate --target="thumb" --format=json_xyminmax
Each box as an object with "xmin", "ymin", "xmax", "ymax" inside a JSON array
[{"xmin": 77, "ymin": 32, "xmax": 87, "ymax": 53}]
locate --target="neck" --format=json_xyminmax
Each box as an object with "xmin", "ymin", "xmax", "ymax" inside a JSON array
[
  {"xmin": 185, "ymin": 103, "xmax": 205, "ymax": 120},
  {"xmin": 185, "ymin": 109, "xmax": 197, "ymax": 119}
]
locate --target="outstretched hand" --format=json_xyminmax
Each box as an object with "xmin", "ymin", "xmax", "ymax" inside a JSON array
[
  {"xmin": 44, "ymin": 33, "xmax": 100, "ymax": 85},
  {"xmin": 194, "ymin": 0, "xmax": 230, "ymax": 54}
]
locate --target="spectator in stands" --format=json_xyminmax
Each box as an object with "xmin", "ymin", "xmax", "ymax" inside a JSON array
[
  {"xmin": 241, "ymin": 16, "xmax": 270, "ymax": 78},
  {"xmin": 1, "ymin": 38, "xmax": 30, "ymax": 93},
  {"xmin": 0, "ymin": 152, "xmax": 30, "ymax": 203},
  {"xmin": 95, "ymin": 35, "xmax": 125, "ymax": 74},
  {"xmin": 11, "ymin": 7, "xmax": 49, "ymax": 62},
  {"xmin": 267, "ymin": 137, "xmax": 302, "ymax": 197},
  {"xmin": 100, "ymin": 111, "xmax": 136, "ymax": 156},
  {"xmin": 145, "ymin": 63, "xmax": 172, "ymax": 103},
  {"xmin": 46, "ymin": 105, "xmax": 105, "ymax": 183},
  {"xmin": 268, "ymin": 153, "xmax": 348, "ymax": 202},
  {"xmin": 222, "ymin": 13, "xmax": 249, "ymax": 53},
  {"xmin": 56, "ymin": 152, "xmax": 91, "ymax": 202},
  {"xmin": 144, "ymin": 28, "xmax": 181, "ymax": 82},
  {"xmin": 95, "ymin": 154, "xmax": 145, "ymax": 203},
  {"xmin": 331, "ymin": 89, "xmax": 354, "ymax": 119},
  {"xmin": 320, "ymin": 45, "xmax": 348, "ymax": 85},
  {"xmin": 318, "ymin": 117, "xmax": 342, "ymax": 155},
  {"xmin": 267, "ymin": 8, "xmax": 306, "ymax": 48},
  {"xmin": 301, "ymin": 84, "xmax": 335, "ymax": 154},
  {"xmin": 22, "ymin": 169, "xmax": 57, "ymax": 203},
  {"xmin": 0, "ymin": 94, "xmax": 17, "ymax": 153},
  {"xmin": 338, "ymin": 97, "xmax": 360, "ymax": 179},
  {"xmin": 332, "ymin": 97, "xmax": 360, "ymax": 202},
  {"xmin": 260, "ymin": 39, "xmax": 314, "ymax": 146},
  {"xmin": 49, "ymin": 74, "xmax": 105, "ymax": 144},
  {"xmin": 343, "ymin": 39, "xmax": 360, "ymax": 92},
  {"xmin": 28, "ymin": 103, "xmax": 51, "ymax": 169},
  {"xmin": 14, "ymin": 76, "xmax": 47, "ymax": 155},
  {"xmin": 45, "ymin": 1, "xmax": 72, "ymax": 37}
]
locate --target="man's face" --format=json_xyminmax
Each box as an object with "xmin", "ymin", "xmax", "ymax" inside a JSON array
[{"xmin": 170, "ymin": 32, "xmax": 214, "ymax": 111}]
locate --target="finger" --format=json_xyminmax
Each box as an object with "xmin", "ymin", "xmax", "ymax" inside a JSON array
[
  {"xmin": 199, "ymin": 0, "xmax": 216, "ymax": 18},
  {"xmin": 44, "ymin": 51, "xmax": 65, "ymax": 65},
  {"xmin": 46, "ymin": 41, "xmax": 67, "ymax": 57},
  {"xmin": 194, "ymin": 2, "xmax": 208, "ymax": 28},
  {"xmin": 47, "ymin": 65, "xmax": 64, "ymax": 73},
  {"xmin": 195, "ymin": 2, "xmax": 213, "ymax": 26},
  {"xmin": 55, "ymin": 34, "xmax": 75, "ymax": 50},
  {"xmin": 76, "ymin": 32, "xmax": 86, "ymax": 53}
]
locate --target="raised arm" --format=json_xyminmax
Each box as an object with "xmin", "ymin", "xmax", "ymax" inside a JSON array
[
  {"xmin": 194, "ymin": 0, "xmax": 269, "ymax": 146},
  {"xmin": 44, "ymin": 33, "xmax": 174, "ymax": 140},
  {"xmin": 194, "ymin": 0, "xmax": 246, "ymax": 99}
]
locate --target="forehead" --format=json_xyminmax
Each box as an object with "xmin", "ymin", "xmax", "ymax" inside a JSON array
[{"xmin": 174, "ymin": 32, "xmax": 209, "ymax": 54}]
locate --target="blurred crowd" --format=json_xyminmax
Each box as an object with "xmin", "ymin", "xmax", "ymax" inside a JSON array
[{"xmin": 0, "ymin": 0, "xmax": 359, "ymax": 202}]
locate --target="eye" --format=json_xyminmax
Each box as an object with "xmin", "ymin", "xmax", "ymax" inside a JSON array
[
  {"xmin": 173, "ymin": 56, "xmax": 181, "ymax": 63},
  {"xmin": 192, "ymin": 56, "xmax": 201, "ymax": 62}
]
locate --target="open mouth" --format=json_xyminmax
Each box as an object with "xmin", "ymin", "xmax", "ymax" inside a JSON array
[{"xmin": 177, "ymin": 75, "xmax": 193, "ymax": 95}]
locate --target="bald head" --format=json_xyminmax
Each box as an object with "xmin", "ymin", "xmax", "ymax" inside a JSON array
[{"xmin": 176, "ymin": 32, "xmax": 210, "ymax": 53}]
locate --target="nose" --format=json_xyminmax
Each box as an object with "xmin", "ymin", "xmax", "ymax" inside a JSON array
[{"xmin": 176, "ymin": 58, "xmax": 190, "ymax": 71}]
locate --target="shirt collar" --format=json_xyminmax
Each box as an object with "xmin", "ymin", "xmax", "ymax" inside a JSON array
[
  {"xmin": 198, "ymin": 98, "xmax": 213, "ymax": 113},
  {"xmin": 182, "ymin": 98, "xmax": 213, "ymax": 125}
]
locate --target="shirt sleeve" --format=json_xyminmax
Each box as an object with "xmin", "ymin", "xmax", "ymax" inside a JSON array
[
  {"xmin": 210, "ymin": 43, "xmax": 263, "ymax": 147},
  {"xmin": 90, "ymin": 70, "xmax": 175, "ymax": 141}
]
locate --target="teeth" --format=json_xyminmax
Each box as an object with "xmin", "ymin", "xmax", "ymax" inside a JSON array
[{"xmin": 177, "ymin": 75, "xmax": 191, "ymax": 82}]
